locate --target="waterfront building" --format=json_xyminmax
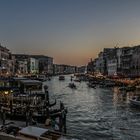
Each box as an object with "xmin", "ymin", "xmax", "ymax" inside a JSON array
[
  {"xmin": 7, "ymin": 54, "xmax": 15, "ymax": 76},
  {"xmin": 94, "ymin": 58, "xmax": 100, "ymax": 74},
  {"xmin": 53, "ymin": 64, "xmax": 76, "ymax": 75},
  {"xmin": 107, "ymin": 48, "xmax": 123, "ymax": 76},
  {"xmin": 107, "ymin": 58, "xmax": 118, "ymax": 76},
  {"xmin": 13, "ymin": 54, "xmax": 29, "ymax": 75},
  {"xmin": 97, "ymin": 52, "xmax": 105, "ymax": 74},
  {"xmin": 29, "ymin": 57, "xmax": 39, "ymax": 74},
  {"xmin": 90, "ymin": 48, "xmax": 118, "ymax": 76},
  {"xmin": 88, "ymin": 46, "xmax": 135, "ymax": 77},
  {"xmin": 87, "ymin": 59, "xmax": 95, "ymax": 74},
  {"xmin": 116, "ymin": 48, "xmax": 122, "ymax": 72},
  {"xmin": 120, "ymin": 47, "xmax": 133, "ymax": 77},
  {"xmin": 14, "ymin": 54, "xmax": 53, "ymax": 75},
  {"xmin": 78, "ymin": 65, "xmax": 87, "ymax": 74},
  {"xmin": 53, "ymin": 64, "xmax": 60, "ymax": 75},
  {"xmin": 131, "ymin": 45, "xmax": 140, "ymax": 77},
  {"xmin": 64, "ymin": 65, "xmax": 76, "ymax": 74},
  {"xmin": 16, "ymin": 60, "xmax": 28, "ymax": 74},
  {"xmin": 0, "ymin": 44, "xmax": 14, "ymax": 76},
  {"xmin": 103, "ymin": 48, "xmax": 118, "ymax": 75},
  {"xmin": 31, "ymin": 55, "xmax": 53, "ymax": 75}
]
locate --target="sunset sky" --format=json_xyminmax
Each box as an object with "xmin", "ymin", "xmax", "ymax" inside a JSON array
[{"xmin": 1, "ymin": 0, "xmax": 140, "ymax": 65}]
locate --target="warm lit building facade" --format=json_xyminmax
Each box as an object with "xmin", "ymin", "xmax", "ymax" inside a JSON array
[
  {"xmin": 131, "ymin": 46, "xmax": 140, "ymax": 77},
  {"xmin": 0, "ymin": 44, "xmax": 14, "ymax": 76},
  {"xmin": 88, "ymin": 46, "xmax": 140, "ymax": 77}
]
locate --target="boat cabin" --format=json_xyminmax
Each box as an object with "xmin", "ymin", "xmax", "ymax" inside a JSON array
[
  {"xmin": 19, "ymin": 79, "xmax": 43, "ymax": 94},
  {"xmin": 11, "ymin": 77, "xmax": 43, "ymax": 94},
  {"xmin": 59, "ymin": 75, "xmax": 65, "ymax": 80},
  {"xmin": 11, "ymin": 77, "xmax": 28, "ymax": 88},
  {"xmin": 37, "ymin": 74, "xmax": 47, "ymax": 82}
]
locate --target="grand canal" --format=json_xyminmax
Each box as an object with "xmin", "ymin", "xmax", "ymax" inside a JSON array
[{"xmin": 44, "ymin": 75, "xmax": 140, "ymax": 140}]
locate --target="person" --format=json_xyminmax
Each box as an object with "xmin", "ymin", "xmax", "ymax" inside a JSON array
[
  {"xmin": 2, "ymin": 108, "xmax": 6, "ymax": 125},
  {"xmin": 51, "ymin": 118, "xmax": 59, "ymax": 131},
  {"xmin": 54, "ymin": 123, "xmax": 59, "ymax": 131},
  {"xmin": 51, "ymin": 118, "xmax": 55, "ymax": 129},
  {"xmin": 71, "ymin": 76, "xmax": 73, "ymax": 81},
  {"xmin": 45, "ymin": 117, "xmax": 51, "ymax": 126}
]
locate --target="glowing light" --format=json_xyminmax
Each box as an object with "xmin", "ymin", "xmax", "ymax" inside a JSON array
[{"xmin": 4, "ymin": 91, "xmax": 9, "ymax": 95}]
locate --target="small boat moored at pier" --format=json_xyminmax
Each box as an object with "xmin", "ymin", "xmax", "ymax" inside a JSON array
[
  {"xmin": 0, "ymin": 125, "xmax": 70, "ymax": 140},
  {"xmin": 19, "ymin": 126, "xmax": 65, "ymax": 140}
]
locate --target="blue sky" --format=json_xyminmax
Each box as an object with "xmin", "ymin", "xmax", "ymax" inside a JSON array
[{"xmin": 1, "ymin": 0, "xmax": 140, "ymax": 65}]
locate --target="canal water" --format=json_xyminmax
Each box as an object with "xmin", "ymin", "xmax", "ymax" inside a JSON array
[{"xmin": 44, "ymin": 75, "xmax": 140, "ymax": 140}]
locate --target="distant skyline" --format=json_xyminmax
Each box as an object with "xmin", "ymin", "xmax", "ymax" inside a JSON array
[{"xmin": 1, "ymin": 0, "xmax": 140, "ymax": 66}]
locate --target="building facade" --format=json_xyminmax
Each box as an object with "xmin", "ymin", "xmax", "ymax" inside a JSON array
[
  {"xmin": 13, "ymin": 54, "xmax": 29, "ymax": 75},
  {"xmin": 87, "ymin": 59, "xmax": 95, "ymax": 74},
  {"xmin": 120, "ymin": 47, "xmax": 133, "ymax": 77},
  {"xmin": 88, "ymin": 46, "xmax": 140, "ymax": 77},
  {"xmin": 107, "ymin": 58, "xmax": 118, "ymax": 76},
  {"xmin": 131, "ymin": 46, "xmax": 140, "ymax": 77},
  {"xmin": 29, "ymin": 58, "xmax": 39, "ymax": 74},
  {"xmin": 53, "ymin": 64, "xmax": 76, "ymax": 75},
  {"xmin": 77, "ymin": 66, "xmax": 86, "ymax": 74},
  {"xmin": 31, "ymin": 55, "xmax": 53, "ymax": 75},
  {"xmin": 0, "ymin": 44, "xmax": 14, "ymax": 76},
  {"xmin": 14, "ymin": 54, "xmax": 53, "ymax": 75}
]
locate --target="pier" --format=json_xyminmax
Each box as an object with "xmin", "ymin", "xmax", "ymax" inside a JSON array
[{"xmin": 0, "ymin": 77, "xmax": 68, "ymax": 136}]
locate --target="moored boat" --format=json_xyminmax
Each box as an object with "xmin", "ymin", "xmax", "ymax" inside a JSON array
[
  {"xmin": 119, "ymin": 86, "xmax": 136, "ymax": 92},
  {"xmin": 129, "ymin": 96, "xmax": 140, "ymax": 107},
  {"xmin": 68, "ymin": 83, "xmax": 76, "ymax": 89},
  {"xmin": 59, "ymin": 75, "xmax": 65, "ymax": 80},
  {"xmin": 37, "ymin": 74, "xmax": 47, "ymax": 82},
  {"xmin": 87, "ymin": 83, "xmax": 96, "ymax": 88},
  {"xmin": 74, "ymin": 78, "xmax": 81, "ymax": 82},
  {"xmin": 0, "ymin": 78, "xmax": 68, "ymax": 134},
  {"xmin": 0, "ymin": 125, "xmax": 70, "ymax": 140}
]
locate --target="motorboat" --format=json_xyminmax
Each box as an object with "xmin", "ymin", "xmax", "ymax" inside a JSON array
[
  {"xmin": 0, "ymin": 125, "xmax": 70, "ymax": 140},
  {"xmin": 87, "ymin": 82, "xmax": 96, "ymax": 88},
  {"xmin": 68, "ymin": 83, "xmax": 76, "ymax": 89},
  {"xmin": 129, "ymin": 96, "xmax": 140, "ymax": 107},
  {"xmin": 37, "ymin": 74, "xmax": 47, "ymax": 82},
  {"xmin": 59, "ymin": 75, "xmax": 65, "ymax": 80},
  {"xmin": 74, "ymin": 78, "xmax": 81, "ymax": 82}
]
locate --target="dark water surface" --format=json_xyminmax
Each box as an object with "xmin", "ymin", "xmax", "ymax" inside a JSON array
[{"xmin": 44, "ymin": 75, "xmax": 140, "ymax": 140}]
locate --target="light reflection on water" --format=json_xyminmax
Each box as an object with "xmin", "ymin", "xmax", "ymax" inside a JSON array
[{"xmin": 44, "ymin": 75, "xmax": 140, "ymax": 140}]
